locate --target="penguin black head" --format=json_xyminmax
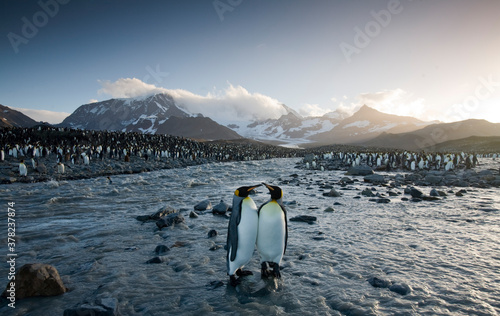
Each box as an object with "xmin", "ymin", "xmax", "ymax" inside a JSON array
[
  {"xmin": 234, "ymin": 185, "xmax": 261, "ymax": 198},
  {"xmin": 262, "ymin": 183, "xmax": 283, "ymax": 200}
]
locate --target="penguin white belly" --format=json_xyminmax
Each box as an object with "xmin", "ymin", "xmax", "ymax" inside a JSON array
[
  {"xmin": 228, "ymin": 199, "xmax": 258, "ymax": 275},
  {"xmin": 257, "ymin": 202, "xmax": 286, "ymax": 264}
]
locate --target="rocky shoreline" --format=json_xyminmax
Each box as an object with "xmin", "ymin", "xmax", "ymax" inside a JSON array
[{"xmin": 0, "ymin": 154, "xmax": 214, "ymax": 184}]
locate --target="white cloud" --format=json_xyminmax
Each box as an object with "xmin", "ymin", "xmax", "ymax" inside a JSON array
[
  {"xmin": 89, "ymin": 99, "xmax": 98, "ymax": 103},
  {"xmin": 298, "ymin": 104, "xmax": 330, "ymax": 117},
  {"xmin": 97, "ymin": 78, "xmax": 287, "ymax": 123},
  {"xmin": 97, "ymin": 78, "xmax": 167, "ymax": 98},
  {"xmin": 12, "ymin": 107, "xmax": 71, "ymax": 124}
]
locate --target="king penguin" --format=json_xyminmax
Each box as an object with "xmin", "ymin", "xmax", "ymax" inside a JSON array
[
  {"xmin": 227, "ymin": 185, "xmax": 261, "ymax": 286},
  {"xmin": 19, "ymin": 160, "xmax": 28, "ymax": 177},
  {"xmin": 257, "ymin": 183, "xmax": 288, "ymax": 278}
]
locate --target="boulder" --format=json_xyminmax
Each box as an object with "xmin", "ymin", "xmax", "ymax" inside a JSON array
[
  {"xmin": 154, "ymin": 245, "xmax": 170, "ymax": 255},
  {"xmin": 194, "ymin": 199, "xmax": 212, "ymax": 211},
  {"xmin": 156, "ymin": 213, "xmax": 185, "ymax": 230},
  {"xmin": 2, "ymin": 263, "xmax": 67, "ymax": 300},
  {"xmin": 289, "ymin": 215, "xmax": 317, "ymax": 224},
  {"xmin": 368, "ymin": 276, "xmax": 391, "ymax": 288},
  {"xmin": 136, "ymin": 205, "xmax": 177, "ymax": 222},
  {"xmin": 425, "ymin": 174, "xmax": 442, "ymax": 185},
  {"xmin": 409, "ymin": 188, "xmax": 423, "ymax": 198},
  {"xmin": 207, "ymin": 229, "xmax": 218, "ymax": 238},
  {"xmin": 361, "ymin": 188, "xmax": 375, "ymax": 197},
  {"xmin": 364, "ymin": 174, "xmax": 386, "ymax": 184},
  {"xmin": 389, "ymin": 283, "xmax": 412, "ymax": 295},
  {"xmin": 323, "ymin": 189, "xmax": 342, "ymax": 197},
  {"xmin": 64, "ymin": 297, "xmax": 119, "ymax": 316},
  {"xmin": 212, "ymin": 200, "xmax": 229, "ymax": 215},
  {"xmin": 346, "ymin": 165, "xmax": 373, "ymax": 176}
]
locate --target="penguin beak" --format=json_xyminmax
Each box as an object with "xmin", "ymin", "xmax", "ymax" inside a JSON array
[
  {"xmin": 262, "ymin": 183, "xmax": 274, "ymax": 191},
  {"xmin": 248, "ymin": 184, "xmax": 262, "ymax": 191}
]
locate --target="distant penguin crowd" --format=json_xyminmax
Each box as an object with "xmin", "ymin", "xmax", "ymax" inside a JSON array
[
  {"xmin": 303, "ymin": 150, "xmax": 498, "ymax": 172},
  {"xmin": 0, "ymin": 126, "xmax": 299, "ymax": 180}
]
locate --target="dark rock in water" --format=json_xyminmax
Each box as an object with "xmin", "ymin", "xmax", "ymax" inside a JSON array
[
  {"xmin": 171, "ymin": 241, "xmax": 189, "ymax": 248},
  {"xmin": 369, "ymin": 198, "xmax": 391, "ymax": 203},
  {"xmin": 364, "ymin": 174, "xmax": 386, "ymax": 184},
  {"xmin": 404, "ymin": 187, "xmax": 412, "ymax": 194},
  {"xmin": 410, "ymin": 188, "xmax": 423, "ymax": 198},
  {"xmin": 206, "ymin": 280, "xmax": 224, "ymax": 290},
  {"xmin": 346, "ymin": 165, "xmax": 373, "ymax": 176},
  {"xmin": 154, "ymin": 245, "xmax": 170, "ymax": 255},
  {"xmin": 387, "ymin": 191, "xmax": 398, "ymax": 197},
  {"xmin": 189, "ymin": 211, "xmax": 198, "ymax": 218},
  {"xmin": 209, "ymin": 245, "xmax": 223, "ymax": 251},
  {"xmin": 437, "ymin": 190, "xmax": 447, "ymax": 197},
  {"xmin": 207, "ymin": 229, "xmax": 218, "ymax": 238},
  {"xmin": 421, "ymin": 195, "xmax": 440, "ymax": 201},
  {"xmin": 194, "ymin": 199, "xmax": 212, "ymax": 211},
  {"xmin": 324, "ymin": 207, "xmax": 335, "ymax": 212},
  {"xmin": 151, "ymin": 206, "xmax": 177, "ymax": 220},
  {"xmin": 429, "ymin": 189, "xmax": 439, "ymax": 197},
  {"xmin": 290, "ymin": 215, "xmax": 317, "ymax": 224},
  {"xmin": 313, "ymin": 236, "xmax": 326, "ymax": 241},
  {"xmin": 389, "ymin": 283, "xmax": 412, "ymax": 295},
  {"xmin": 323, "ymin": 189, "xmax": 342, "ymax": 197},
  {"xmin": 136, "ymin": 215, "xmax": 150, "ymax": 222},
  {"xmin": 156, "ymin": 213, "xmax": 185, "ymax": 230},
  {"xmin": 146, "ymin": 256, "xmax": 168, "ymax": 264},
  {"xmin": 368, "ymin": 276, "xmax": 392, "ymax": 288},
  {"xmin": 137, "ymin": 205, "xmax": 177, "ymax": 222},
  {"xmin": 212, "ymin": 200, "xmax": 229, "ymax": 215},
  {"xmin": 425, "ymin": 174, "xmax": 442, "ymax": 185},
  {"xmin": 2, "ymin": 263, "xmax": 68, "ymax": 299},
  {"xmin": 411, "ymin": 198, "xmax": 422, "ymax": 202},
  {"xmin": 64, "ymin": 297, "xmax": 119, "ymax": 316},
  {"xmin": 361, "ymin": 188, "xmax": 375, "ymax": 197},
  {"xmin": 401, "ymin": 197, "xmax": 409, "ymax": 201}
]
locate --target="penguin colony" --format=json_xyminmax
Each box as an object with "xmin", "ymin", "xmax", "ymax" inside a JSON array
[
  {"xmin": 0, "ymin": 126, "xmax": 299, "ymax": 181},
  {"xmin": 226, "ymin": 183, "xmax": 287, "ymax": 286},
  {"xmin": 2, "ymin": 126, "xmax": 496, "ymax": 183}
]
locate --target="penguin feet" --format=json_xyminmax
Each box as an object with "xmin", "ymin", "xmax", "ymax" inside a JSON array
[
  {"xmin": 236, "ymin": 269, "xmax": 253, "ymax": 277},
  {"xmin": 229, "ymin": 275, "xmax": 240, "ymax": 287},
  {"xmin": 271, "ymin": 263, "xmax": 281, "ymax": 278},
  {"xmin": 260, "ymin": 262, "xmax": 271, "ymax": 278}
]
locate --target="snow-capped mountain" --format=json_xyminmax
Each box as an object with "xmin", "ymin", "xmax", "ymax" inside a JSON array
[
  {"xmin": 309, "ymin": 105, "xmax": 432, "ymax": 145},
  {"xmin": 58, "ymin": 93, "xmax": 241, "ymax": 140},
  {"xmin": 228, "ymin": 105, "xmax": 347, "ymax": 146}
]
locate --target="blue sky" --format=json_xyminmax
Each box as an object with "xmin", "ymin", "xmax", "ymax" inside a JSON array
[{"xmin": 1, "ymin": 0, "xmax": 500, "ymax": 123}]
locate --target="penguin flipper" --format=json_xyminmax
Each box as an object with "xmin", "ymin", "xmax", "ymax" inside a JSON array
[
  {"xmin": 278, "ymin": 201, "xmax": 288, "ymax": 255},
  {"xmin": 228, "ymin": 200, "xmax": 242, "ymax": 262}
]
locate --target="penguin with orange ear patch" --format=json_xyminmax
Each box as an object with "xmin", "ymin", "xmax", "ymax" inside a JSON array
[
  {"xmin": 227, "ymin": 185, "xmax": 261, "ymax": 286},
  {"xmin": 257, "ymin": 183, "xmax": 288, "ymax": 278}
]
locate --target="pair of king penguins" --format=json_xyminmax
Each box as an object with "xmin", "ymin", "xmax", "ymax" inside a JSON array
[{"xmin": 226, "ymin": 183, "xmax": 288, "ymax": 286}]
